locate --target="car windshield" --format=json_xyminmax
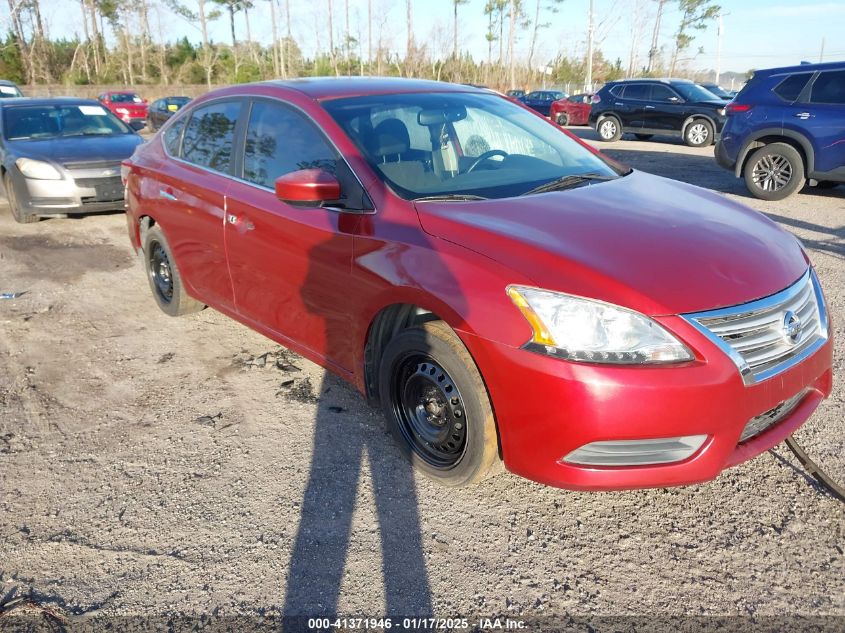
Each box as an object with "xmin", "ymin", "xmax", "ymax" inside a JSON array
[
  {"xmin": 165, "ymin": 97, "xmax": 190, "ymax": 107},
  {"xmin": 111, "ymin": 93, "xmax": 142, "ymax": 103},
  {"xmin": 323, "ymin": 92, "xmax": 623, "ymax": 200},
  {"xmin": 701, "ymin": 84, "xmax": 730, "ymax": 98},
  {"xmin": 674, "ymin": 83, "xmax": 720, "ymax": 102},
  {"xmin": 3, "ymin": 104, "xmax": 132, "ymax": 139}
]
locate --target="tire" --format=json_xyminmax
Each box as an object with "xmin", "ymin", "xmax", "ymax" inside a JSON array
[
  {"xmin": 596, "ymin": 116, "xmax": 622, "ymax": 142},
  {"xmin": 684, "ymin": 119, "xmax": 714, "ymax": 147},
  {"xmin": 378, "ymin": 321, "xmax": 500, "ymax": 487},
  {"xmin": 743, "ymin": 142, "xmax": 806, "ymax": 201},
  {"xmin": 556, "ymin": 113, "xmax": 570, "ymax": 126},
  {"xmin": 142, "ymin": 224, "xmax": 205, "ymax": 316},
  {"xmin": 634, "ymin": 133, "xmax": 653, "ymax": 141},
  {"xmin": 4, "ymin": 173, "xmax": 38, "ymax": 224}
]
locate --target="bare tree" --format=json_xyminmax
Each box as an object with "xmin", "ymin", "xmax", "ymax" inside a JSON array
[
  {"xmin": 669, "ymin": 0, "xmax": 720, "ymax": 75},
  {"xmin": 451, "ymin": 0, "xmax": 468, "ymax": 59}
]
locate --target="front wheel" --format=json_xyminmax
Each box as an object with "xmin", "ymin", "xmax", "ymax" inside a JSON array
[
  {"xmin": 378, "ymin": 321, "xmax": 500, "ymax": 487},
  {"xmin": 597, "ymin": 117, "xmax": 622, "ymax": 142},
  {"xmin": 4, "ymin": 174, "xmax": 38, "ymax": 224},
  {"xmin": 743, "ymin": 142, "xmax": 806, "ymax": 201},
  {"xmin": 684, "ymin": 119, "xmax": 714, "ymax": 147},
  {"xmin": 555, "ymin": 113, "xmax": 569, "ymax": 126}
]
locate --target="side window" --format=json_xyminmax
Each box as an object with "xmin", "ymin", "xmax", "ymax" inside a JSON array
[
  {"xmin": 651, "ymin": 84, "xmax": 678, "ymax": 102},
  {"xmin": 242, "ymin": 100, "xmax": 337, "ymax": 188},
  {"xmin": 163, "ymin": 115, "xmax": 187, "ymax": 155},
  {"xmin": 181, "ymin": 101, "xmax": 241, "ymax": 173},
  {"xmin": 609, "ymin": 85, "xmax": 624, "ymax": 98},
  {"xmin": 622, "ymin": 84, "xmax": 650, "ymax": 100},
  {"xmin": 773, "ymin": 73, "xmax": 812, "ymax": 102},
  {"xmin": 526, "ymin": 92, "xmax": 541, "ymax": 100},
  {"xmin": 809, "ymin": 70, "xmax": 845, "ymax": 105}
]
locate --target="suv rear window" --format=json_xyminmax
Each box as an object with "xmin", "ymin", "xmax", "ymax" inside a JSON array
[
  {"xmin": 773, "ymin": 73, "xmax": 812, "ymax": 102},
  {"xmin": 809, "ymin": 70, "xmax": 845, "ymax": 105}
]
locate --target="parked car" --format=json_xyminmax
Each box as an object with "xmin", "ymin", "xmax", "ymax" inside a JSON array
[
  {"xmin": 698, "ymin": 82, "xmax": 733, "ymax": 101},
  {"xmin": 0, "ymin": 80, "xmax": 23, "ymax": 98},
  {"xmin": 147, "ymin": 96, "xmax": 191, "ymax": 131},
  {"xmin": 98, "ymin": 90, "xmax": 148, "ymax": 130},
  {"xmin": 590, "ymin": 78, "xmax": 727, "ymax": 147},
  {"xmin": 123, "ymin": 78, "xmax": 832, "ymax": 491},
  {"xmin": 550, "ymin": 93, "xmax": 593, "ymax": 126},
  {"xmin": 520, "ymin": 90, "xmax": 567, "ymax": 117},
  {"xmin": 506, "ymin": 89, "xmax": 526, "ymax": 99},
  {"xmin": 715, "ymin": 61, "xmax": 845, "ymax": 200},
  {"xmin": 1, "ymin": 97, "xmax": 144, "ymax": 223}
]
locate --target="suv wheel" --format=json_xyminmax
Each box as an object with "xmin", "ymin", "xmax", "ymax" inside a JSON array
[
  {"xmin": 684, "ymin": 119, "xmax": 714, "ymax": 147},
  {"xmin": 597, "ymin": 117, "xmax": 622, "ymax": 142},
  {"xmin": 743, "ymin": 142, "xmax": 806, "ymax": 201}
]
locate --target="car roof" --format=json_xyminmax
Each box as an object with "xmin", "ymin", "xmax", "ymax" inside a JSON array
[
  {"xmin": 256, "ymin": 76, "xmax": 488, "ymax": 100},
  {"xmin": 753, "ymin": 60, "xmax": 845, "ymax": 76},
  {"xmin": 0, "ymin": 97, "xmax": 102, "ymax": 108},
  {"xmin": 0, "ymin": 79, "xmax": 18, "ymax": 86},
  {"xmin": 607, "ymin": 78, "xmax": 696, "ymax": 86}
]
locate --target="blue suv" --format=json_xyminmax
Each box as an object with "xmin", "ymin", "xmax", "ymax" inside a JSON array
[{"xmin": 715, "ymin": 61, "xmax": 845, "ymax": 200}]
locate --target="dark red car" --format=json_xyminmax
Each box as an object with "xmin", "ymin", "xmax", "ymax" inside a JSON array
[
  {"xmin": 123, "ymin": 78, "xmax": 833, "ymax": 490},
  {"xmin": 98, "ymin": 90, "xmax": 148, "ymax": 129},
  {"xmin": 550, "ymin": 93, "xmax": 593, "ymax": 126}
]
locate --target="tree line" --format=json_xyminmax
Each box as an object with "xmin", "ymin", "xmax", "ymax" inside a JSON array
[{"xmin": 0, "ymin": 0, "xmax": 720, "ymax": 91}]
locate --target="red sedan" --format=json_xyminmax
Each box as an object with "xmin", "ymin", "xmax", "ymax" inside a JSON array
[
  {"xmin": 98, "ymin": 90, "xmax": 148, "ymax": 129},
  {"xmin": 550, "ymin": 93, "xmax": 594, "ymax": 126},
  {"xmin": 123, "ymin": 78, "xmax": 833, "ymax": 490}
]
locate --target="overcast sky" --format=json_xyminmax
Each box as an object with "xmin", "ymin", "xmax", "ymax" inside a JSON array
[{"xmin": 37, "ymin": 0, "xmax": 845, "ymax": 77}]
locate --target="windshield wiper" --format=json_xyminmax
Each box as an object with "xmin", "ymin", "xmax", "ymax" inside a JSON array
[
  {"xmin": 62, "ymin": 131, "xmax": 115, "ymax": 137},
  {"xmin": 413, "ymin": 194, "xmax": 489, "ymax": 202},
  {"xmin": 521, "ymin": 173, "xmax": 617, "ymax": 196}
]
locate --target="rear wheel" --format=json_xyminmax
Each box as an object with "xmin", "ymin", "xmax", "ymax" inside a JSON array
[
  {"xmin": 4, "ymin": 173, "xmax": 38, "ymax": 224},
  {"xmin": 142, "ymin": 224, "xmax": 205, "ymax": 316},
  {"xmin": 634, "ymin": 133, "xmax": 653, "ymax": 141},
  {"xmin": 743, "ymin": 142, "xmax": 806, "ymax": 201},
  {"xmin": 597, "ymin": 117, "xmax": 622, "ymax": 142},
  {"xmin": 684, "ymin": 119, "xmax": 714, "ymax": 147},
  {"xmin": 555, "ymin": 112, "xmax": 570, "ymax": 126},
  {"xmin": 378, "ymin": 321, "xmax": 500, "ymax": 487}
]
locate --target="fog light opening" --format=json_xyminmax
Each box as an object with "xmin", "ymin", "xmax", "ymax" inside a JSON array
[{"xmin": 560, "ymin": 435, "xmax": 708, "ymax": 467}]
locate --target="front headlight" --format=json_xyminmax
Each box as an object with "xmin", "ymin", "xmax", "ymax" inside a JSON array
[
  {"xmin": 507, "ymin": 286, "xmax": 693, "ymax": 364},
  {"xmin": 16, "ymin": 158, "xmax": 62, "ymax": 180}
]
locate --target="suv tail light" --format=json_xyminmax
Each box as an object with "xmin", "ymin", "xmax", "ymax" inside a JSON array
[
  {"xmin": 726, "ymin": 103, "xmax": 752, "ymax": 115},
  {"xmin": 591, "ymin": 94, "xmax": 601, "ymax": 104}
]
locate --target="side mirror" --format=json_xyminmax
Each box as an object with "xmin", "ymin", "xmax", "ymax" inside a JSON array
[{"xmin": 275, "ymin": 169, "xmax": 341, "ymax": 206}]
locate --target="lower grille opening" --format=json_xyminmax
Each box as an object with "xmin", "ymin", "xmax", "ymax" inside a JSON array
[{"xmin": 739, "ymin": 390, "xmax": 808, "ymax": 443}]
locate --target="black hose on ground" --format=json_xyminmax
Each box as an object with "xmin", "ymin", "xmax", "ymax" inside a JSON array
[{"xmin": 784, "ymin": 434, "xmax": 845, "ymax": 503}]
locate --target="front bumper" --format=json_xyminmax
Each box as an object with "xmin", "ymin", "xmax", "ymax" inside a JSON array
[
  {"xmin": 14, "ymin": 172, "xmax": 126, "ymax": 216},
  {"xmin": 460, "ymin": 316, "xmax": 833, "ymax": 491}
]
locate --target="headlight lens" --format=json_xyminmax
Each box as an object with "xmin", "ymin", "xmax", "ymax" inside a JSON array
[
  {"xmin": 507, "ymin": 286, "xmax": 693, "ymax": 364},
  {"xmin": 16, "ymin": 158, "xmax": 62, "ymax": 180}
]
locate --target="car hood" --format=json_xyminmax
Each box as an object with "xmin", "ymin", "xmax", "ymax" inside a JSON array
[
  {"xmin": 414, "ymin": 171, "xmax": 808, "ymax": 316},
  {"xmin": 7, "ymin": 134, "xmax": 144, "ymax": 165}
]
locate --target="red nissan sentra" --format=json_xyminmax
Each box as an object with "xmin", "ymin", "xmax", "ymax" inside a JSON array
[{"xmin": 122, "ymin": 78, "xmax": 833, "ymax": 490}]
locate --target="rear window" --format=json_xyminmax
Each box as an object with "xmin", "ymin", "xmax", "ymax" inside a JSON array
[
  {"xmin": 180, "ymin": 101, "xmax": 241, "ymax": 173},
  {"xmin": 622, "ymin": 84, "xmax": 650, "ymax": 100},
  {"xmin": 773, "ymin": 73, "xmax": 812, "ymax": 102},
  {"xmin": 809, "ymin": 70, "xmax": 845, "ymax": 105}
]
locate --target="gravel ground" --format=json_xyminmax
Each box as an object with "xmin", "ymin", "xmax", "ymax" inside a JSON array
[{"xmin": 0, "ymin": 130, "xmax": 843, "ymax": 630}]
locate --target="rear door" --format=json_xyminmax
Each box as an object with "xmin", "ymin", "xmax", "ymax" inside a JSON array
[
  {"xmin": 157, "ymin": 99, "xmax": 242, "ymax": 311},
  {"xmin": 223, "ymin": 98, "xmax": 362, "ymax": 371},
  {"xmin": 617, "ymin": 84, "xmax": 648, "ymax": 128},
  {"xmin": 797, "ymin": 69, "xmax": 845, "ymax": 176}
]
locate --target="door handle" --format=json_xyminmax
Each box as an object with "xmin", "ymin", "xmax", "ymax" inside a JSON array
[
  {"xmin": 793, "ymin": 112, "xmax": 814, "ymax": 119},
  {"xmin": 227, "ymin": 214, "xmax": 254, "ymax": 231},
  {"xmin": 159, "ymin": 189, "xmax": 177, "ymax": 201},
  {"xmin": 644, "ymin": 105, "xmax": 655, "ymax": 109}
]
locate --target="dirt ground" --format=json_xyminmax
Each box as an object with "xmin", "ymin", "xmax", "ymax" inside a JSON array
[{"xmin": 1, "ymin": 130, "xmax": 843, "ymax": 629}]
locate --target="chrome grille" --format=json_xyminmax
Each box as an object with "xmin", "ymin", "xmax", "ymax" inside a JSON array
[
  {"xmin": 683, "ymin": 269, "xmax": 829, "ymax": 385},
  {"xmin": 740, "ymin": 390, "xmax": 807, "ymax": 442},
  {"xmin": 63, "ymin": 160, "xmax": 122, "ymax": 170}
]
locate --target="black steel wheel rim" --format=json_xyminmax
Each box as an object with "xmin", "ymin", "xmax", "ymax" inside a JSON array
[
  {"xmin": 391, "ymin": 354, "xmax": 468, "ymax": 468},
  {"xmin": 149, "ymin": 241, "xmax": 174, "ymax": 303}
]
